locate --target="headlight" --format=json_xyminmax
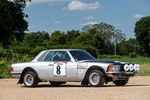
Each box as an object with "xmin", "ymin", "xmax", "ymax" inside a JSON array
[
  {"xmin": 134, "ymin": 64, "xmax": 140, "ymax": 71},
  {"xmin": 107, "ymin": 65, "xmax": 120, "ymax": 72},
  {"xmin": 113, "ymin": 65, "xmax": 120, "ymax": 71},
  {"xmin": 124, "ymin": 64, "xmax": 140, "ymax": 72}
]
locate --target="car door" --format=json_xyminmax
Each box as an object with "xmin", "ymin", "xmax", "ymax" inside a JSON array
[
  {"xmin": 43, "ymin": 51, "xmax": 77, "ymax": 81},
  {"xmin": 66, "ymin": 62, "xmax": 78, "ymax": 81}
]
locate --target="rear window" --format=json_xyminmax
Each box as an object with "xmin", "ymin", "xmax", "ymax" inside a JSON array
[{"xmin": 37, "ymin": 51, "xmax": 48, "ymax": 61}]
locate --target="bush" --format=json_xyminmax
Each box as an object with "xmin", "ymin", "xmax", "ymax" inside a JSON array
[
  {"xmin": 98, "ymin": 55, "xmax": 122, "ymax": 59},
  {"xmin": 17, "ymin": 55, "xmax": 33, "ymax": 62},
  {"xmin": 70, "ymin": 44, "xmax": 97, "ymax": 58},
  {"xmin": 30, "ymin": 46, "xmax": 47, "ymax": 56},
  {"xmin": 129, "ymin": 52, "xmax": 137, "ymax": 58},
  {"xmin": 48, "ymin": 45, "xmax": 69, "ymax": 49},
  {"xmin": 0, "ymin": 61, "xmax": 10, "ymax": 78},
  {"xmin": 0, "ymin": 47, "xmax": 7, "ymax": 58},
  {"xmin": 11, "ymin": 45, "xmax": 30, "ymax": 54}
]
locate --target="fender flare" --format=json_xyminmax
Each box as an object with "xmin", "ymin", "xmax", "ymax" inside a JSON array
[
  {"xmin": 82, "ymin": 66, "xmax": 106, "ymax": 82},
  {"xmin": 18, "ymin": 67, "xmax": 40, "ymax": 84}
]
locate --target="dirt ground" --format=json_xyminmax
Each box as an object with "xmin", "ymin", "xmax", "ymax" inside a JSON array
[{"xmin": 0, "ymin": 76, "xmax": 150, "ymax": 100}]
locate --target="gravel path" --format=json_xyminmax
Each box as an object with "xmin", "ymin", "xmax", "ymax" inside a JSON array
[{"xmin": 0, "ymin": 76, "xmax": 150, "ymax": 100}]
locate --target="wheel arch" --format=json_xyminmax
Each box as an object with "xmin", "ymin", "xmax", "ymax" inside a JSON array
[
  {"xmin": 18, "ymin": 67, "xmax": 40, "ymax": 84},
  {"xmin": 82, "ymin": 66, "xmax": 106, "ymax": 82}
]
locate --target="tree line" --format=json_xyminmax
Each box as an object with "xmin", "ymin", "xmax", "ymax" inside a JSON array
[{"xmin": 0, "ymin": 0, "xmax": 150, "ymax": 60}]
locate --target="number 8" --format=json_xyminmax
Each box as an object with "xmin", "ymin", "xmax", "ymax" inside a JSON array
[{"xmin": 56, "ymin": 65, "xmax": 61, "ymax": 74}]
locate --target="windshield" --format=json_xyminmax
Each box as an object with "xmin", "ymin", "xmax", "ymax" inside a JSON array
[{"xmin": 69, "ymin": 50, "xmax": 96, "ymax": 61}]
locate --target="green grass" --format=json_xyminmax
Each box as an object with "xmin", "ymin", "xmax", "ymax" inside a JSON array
[
  {"xmin": 98, "ymin": 55, "xmax": 150, "ymax": 76},
  {"xmin": 138, "ymin": 64, "xmax": 150, "ymax": 76},
  {"xmin": 0, "ymin": 55, "xmax": 150, "ymax": 78},
  {"xmin": 98, "ymin": 55, "xmax": 150, "ymax": 64}
]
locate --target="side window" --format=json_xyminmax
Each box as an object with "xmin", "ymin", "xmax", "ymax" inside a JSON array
[
  {"xmin": 43, "ymin": 51, "xmax": 71, "ymax": 61},
  {"xmin": 52, "ymin": 51, "xmax": 71, "ymax": 61}
]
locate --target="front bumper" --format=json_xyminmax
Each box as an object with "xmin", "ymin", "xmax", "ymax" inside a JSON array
[{"xmin": 107, "ymin": 72, "xmax": 135, "ymax": 80}]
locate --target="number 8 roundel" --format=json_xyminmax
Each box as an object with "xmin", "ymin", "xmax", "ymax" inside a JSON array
[{"xmin": 53, "ymin": 62, "xmax": 67, "ymax": 76}]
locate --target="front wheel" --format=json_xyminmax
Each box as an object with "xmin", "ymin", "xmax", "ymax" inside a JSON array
[
  {"xmin": 23, "ymin": 71, "xmax": 39, "ymax": 87},
  {"xmin": 88, "ymin": 70, "xmax": 105, "ymax": 87},
  {"xmin": 113, "ymin": 78, "xmax": 129, "ymax": 86}
]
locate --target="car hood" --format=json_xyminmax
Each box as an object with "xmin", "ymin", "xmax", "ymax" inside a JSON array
[{"xmin": 79, "ymin": 60, "xmax": 128, "ymax": 65}]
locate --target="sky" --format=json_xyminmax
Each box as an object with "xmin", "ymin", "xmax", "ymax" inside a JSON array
[{"xmin": 24, "ymin": 0, "xmax": 150, "ymax": 38}]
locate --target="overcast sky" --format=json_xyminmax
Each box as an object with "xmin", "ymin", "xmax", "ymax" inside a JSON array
[{"xmin": 24, "ymin": 0, "xmax": 150, "ymax": 38}]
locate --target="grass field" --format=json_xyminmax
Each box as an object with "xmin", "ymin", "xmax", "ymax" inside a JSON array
[
  {"xmin": 0, "ymin": 55, "xmax": 150, "ymax": 78},
  {"xmin": 98, "ymin": 55, "xmax": 150, "ymax": 76}
]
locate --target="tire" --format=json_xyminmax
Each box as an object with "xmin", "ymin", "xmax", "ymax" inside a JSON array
[
  {"xmin": 50, "ymin": 81, "xmax": 66, "ymax": 87},
  {"xmin": 23, "ymin": 71, "xmax": 39, "ymax": 87},
  {"xmin": 113, "ymin": 78, "xmax": 129, "ymax": 86},
  {"xmin": 88, "ymin": 70, "xmax": 105, "ymax": 87}
]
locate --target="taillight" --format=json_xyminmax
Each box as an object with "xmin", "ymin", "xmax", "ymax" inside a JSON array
[{"xmin": 10, "ymin": 67, "xmax": 14, "ymax": 72}]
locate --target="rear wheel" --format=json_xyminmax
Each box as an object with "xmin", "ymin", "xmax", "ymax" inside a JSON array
[
  {"xmin": 88, "ymin": 70, "xmax": 105, "ymax": 87},
  {"xmin": 23, "ymin": 71, "xmax": 39, "ymax": 87},
  {"xmin": 50, "ymin": 81, "xmax": 66, "ymax": 87},
  {"xmin": 113, "ymin": 78, "xmax": 129, "ymax": 86}
]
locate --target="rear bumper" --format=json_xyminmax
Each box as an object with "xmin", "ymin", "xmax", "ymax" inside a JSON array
[
  {"xmin": 107, "ymin": 72, "xmax": 135, "ymax": 80},
  {"xmin": 11, "ymin": 73, "xmax": 21, "ymax": 78}
]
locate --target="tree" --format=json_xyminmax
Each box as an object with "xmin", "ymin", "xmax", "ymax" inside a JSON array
[
  {"xmin": 65, "ymin": 30, "xmax": 80, "ymax": 45},
  {"xmin": 74, "ymin": 32, "xmax": 97, "ymax": 46},
  {"xmin": 118, "ymin": 38, "xmax": 139, "ymax": 56},
  {"xmin": 49, "ymin": 31, "xmax": 66, "ymax": 45},
  {"xmin": 23, "ymin": 31, "xmax": 49, "ymax": 47},
  {"xmin": 82, "ymin": 22, "xmax": 125, "ymax": 54},
  {"xmin": 0, "ymin": 0, "xmax": 30, "ymax": 47},
  {"xmin": 135, "ymin": 16, "xmax": 150, "ymax": 56}
]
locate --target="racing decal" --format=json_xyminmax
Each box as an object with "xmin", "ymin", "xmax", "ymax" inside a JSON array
[{"xmin": 53, "ymin": 62, "xmax": 67, "ymax": 76}]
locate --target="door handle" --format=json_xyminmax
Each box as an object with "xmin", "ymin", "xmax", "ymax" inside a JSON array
[{"xmin": 49, "ymin": 64, "xmax": 53, "ymax": 66}]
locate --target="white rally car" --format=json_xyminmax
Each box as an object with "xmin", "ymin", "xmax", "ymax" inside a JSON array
[{"xmin": 10, "ymin": 49, "xmax": 140, "ymax": 87}]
